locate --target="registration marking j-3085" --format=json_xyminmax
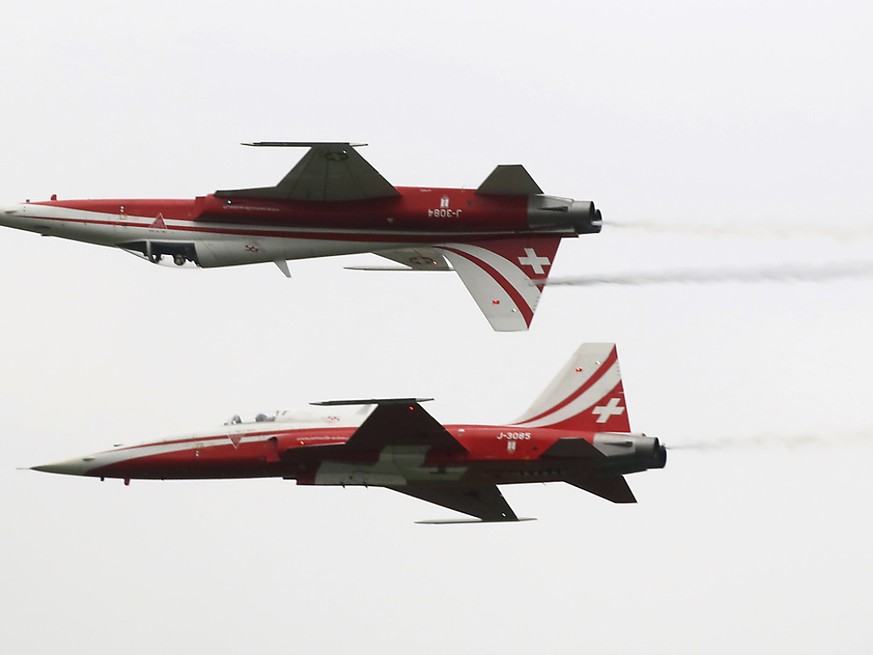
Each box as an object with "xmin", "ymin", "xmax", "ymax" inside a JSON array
[{"xmin": 497, "ymin": 431, "xmax": 531, "ymax": 440}]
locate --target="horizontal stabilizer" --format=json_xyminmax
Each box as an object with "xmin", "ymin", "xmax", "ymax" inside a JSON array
[
  {"xmin": 542, "ymin": 437, "xmax": 603, "ymax": 459},
  {"xmin": 565, "ymin": 474, "xmax": 637, "ymax": 504},
  {"xmin": 476, "ymin": 165, "xmax": 543, "ymax": 196}
]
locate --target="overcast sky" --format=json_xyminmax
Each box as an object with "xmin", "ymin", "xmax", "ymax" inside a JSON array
[{"xmin": 2, "ymin": 1, "xmax": 872, "ymax": 653}]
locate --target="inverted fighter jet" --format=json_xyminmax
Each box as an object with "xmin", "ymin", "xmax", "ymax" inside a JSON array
[
  {"xmin": 32, "ymin": 343, "xmax": 666, "ymax": 522},
  {"xmin": 0, "ymin": 143, "xmax": 601, "ymax": 331}
]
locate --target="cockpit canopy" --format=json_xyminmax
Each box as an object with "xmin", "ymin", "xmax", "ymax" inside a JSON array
[
  {"xmin": 224, "ymin": 411, "xmax": 278, "ymax": 426},
  {"xmin": 223, "ymin": 406, "xmax": 374, "ymax": 428}
]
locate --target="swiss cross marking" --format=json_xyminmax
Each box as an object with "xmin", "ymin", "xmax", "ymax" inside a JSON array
[
  {"xmin": 593, "ymin": 397, "xmax": 625, "ymax": 423},
  {"xmin": 518, "ymin": 248, "xmax": 551, "ymax": 275}
]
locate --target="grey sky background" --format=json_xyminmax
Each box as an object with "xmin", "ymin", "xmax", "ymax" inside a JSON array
[{"xmin": 2, "ymin": 1, "xmax": 872, "ymax": 653}]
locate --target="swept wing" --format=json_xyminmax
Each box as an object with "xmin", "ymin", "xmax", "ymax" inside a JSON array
[
  {"xmin": 216, "ymin": 142, "xmax": 399, "ymax": 202},
  {"xmin": 341, "ymin": 400, "xmax": 465, "ymax": 453},
  {"xmin": 389, "ymin": 483, "xmax": 519, "ymax": 522},
  {"xmin": 303, "ymin": 399, "xmax": 522, "ymax": 521}
]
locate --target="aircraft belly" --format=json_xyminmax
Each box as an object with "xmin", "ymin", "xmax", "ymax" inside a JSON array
[
  {"xmin": 4, "ymin": 205, "xmax": 400, "ymax": 261},
  {"xmin": 313, "ymin": 446, "xmax": 467, "ymax": 486},
  {"xmin": 34, "ymin": 217, "xmax": 130, "ymax": 246},
  {"xmin": 191, "ymin": 235, "xmax": 395, "ymax": 267}
]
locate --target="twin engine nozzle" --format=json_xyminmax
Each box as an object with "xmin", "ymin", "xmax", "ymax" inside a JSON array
[
  {"xmin": 527, "ymin": 196, "xmax": 602, "ymax": 235},
  {"xmin": 568, "ymin": 201, "xmax": 603, "ymax": 235},
  {"xmin": 593, "ymin": 433, "xmax": 668, "ymax": 471}
]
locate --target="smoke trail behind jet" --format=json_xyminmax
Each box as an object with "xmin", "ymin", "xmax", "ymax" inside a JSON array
[
  {"xmin": 669, "ymin": 429, "xmax": 873, "ymax": 452},
  {"xmin": 546, "ymin": 261, "xmax": 873, "ymax": 287},
  {"xmin": 609, "ymin": 219, "xmax": 873, "ymax": 241}
]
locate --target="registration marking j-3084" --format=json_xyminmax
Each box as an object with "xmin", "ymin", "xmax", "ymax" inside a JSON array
[
  {"xmin": 427, "ymin": 207, "xmax": 463, "ymax": 218},
  {"xmin": 428, "ymin": 194, "xmax": 463, "ymax": 218}
]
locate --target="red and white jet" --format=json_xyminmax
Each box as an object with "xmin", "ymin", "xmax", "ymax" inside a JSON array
[
  {"xmin": 32, "ymin": 343, "xmax": 665, "ymax": 522},
  {"xmin": 0, "ymin": 143, "xmax": 601, "ymax": 331}
]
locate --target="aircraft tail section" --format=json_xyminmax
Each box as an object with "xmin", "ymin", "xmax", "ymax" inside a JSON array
[
  {"xmin": 513, "ymin": 343, "xmax": 631, "ymax": 432},
  {"xmin": 436, "ymin": 236, "xmax": 561, "ymax": 332}
]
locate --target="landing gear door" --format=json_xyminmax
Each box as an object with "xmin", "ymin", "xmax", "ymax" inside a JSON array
[{"xmin": 118, "ymin": 240, "xmax": 200, "ymax": 268}]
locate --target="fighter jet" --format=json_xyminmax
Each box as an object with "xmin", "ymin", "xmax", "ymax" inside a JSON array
[
  {"xmin": 0, "ymin": 143, "xmax": 601, "ymax": 331},
  {"xmin": 32, "ymin": 343, "xmax": 665, "ymax": 522}
]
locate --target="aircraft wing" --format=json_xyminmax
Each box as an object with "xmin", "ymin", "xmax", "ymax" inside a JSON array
[
  {"xmin": 436, "ymin": 236, "xmax": 562, "ymax": 331},
  {"xmin": 388, "ymin": 483, "xmax": 519, "ymax": 522},
  {"xmin": 215, "ymin": 142, "xmax": 400, "ymax": 202},
  {"xmin": 278, "ymin": 399, "xmax": 517, "ymax": 521},
  {"xmin": 343, "ymin": 400, "xmax": 467, "ymax": 453}
]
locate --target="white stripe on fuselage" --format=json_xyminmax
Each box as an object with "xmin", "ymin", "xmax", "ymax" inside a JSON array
[
  {"xmin": 79, "ymin": 414, "xmax": 369, "ymax": 472},
  {"xmin": 87, "ymin": 432, "xmax": 278, "ymax": 470}
]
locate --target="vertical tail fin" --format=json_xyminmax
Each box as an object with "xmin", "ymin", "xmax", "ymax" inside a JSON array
[
  {"xmin": 513, "ymin": 343, "xmax": 631, "ymax": 432},
  {"xmin": 437, "ymin": 236, "xmax": 562, "ymax": 332}
]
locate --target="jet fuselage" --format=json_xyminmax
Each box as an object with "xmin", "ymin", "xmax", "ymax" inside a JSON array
[
  {"xmin": 1, "ymin": 143, "xmax": 603, "ymax": 331},
  {"xmin": 32, "ymin": 343, "xmax": 667, "ymax": 520},
  {"xmin": 0, "ymin": 188, "xmax": 598, "ymax": 270},
  {"xmin": 35, "ymin": 418, "xmax": 666, "ymax": 489}
]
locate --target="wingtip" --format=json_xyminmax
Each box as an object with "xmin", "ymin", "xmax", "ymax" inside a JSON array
[
  {"xmin": 240, "ymin": 141, "xmax": 368, "ymax": 148},
  {"xmin": 311, "ymin": 397, "xmax": 434, "ymax": 407},
  {"xmin": 416, "ymin": 517, "xmax": 537, "ymax": 525}
]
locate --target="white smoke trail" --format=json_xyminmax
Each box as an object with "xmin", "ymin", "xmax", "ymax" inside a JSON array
[
  {"xmin": 668, "ymin": 429, "xmax": 873, "ymax": 451},
  {"xmin": 608, "ymin": 219, "xmax": 873, "ymax": 241},
  {"xmin": 546, "ymin": 261, "xmax": 873, "ymax": 287}
]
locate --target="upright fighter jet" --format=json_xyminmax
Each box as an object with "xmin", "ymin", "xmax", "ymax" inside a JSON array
[
  {"xmin": 32, "ymin": 343, "xmax": 665, "ymax": 522},
  {"xmin": 0, "ymin": 143, "xmax": 601, "ymax": 331}
]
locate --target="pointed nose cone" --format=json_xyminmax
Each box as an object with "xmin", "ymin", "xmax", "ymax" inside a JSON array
[{"xmin": 31, "ymin": 456, "xmax": 97, "ymax": 476}]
